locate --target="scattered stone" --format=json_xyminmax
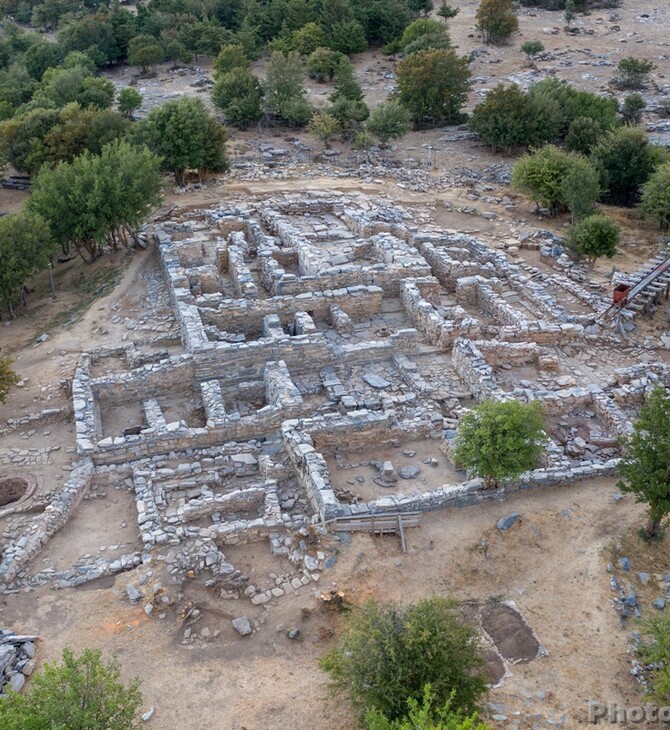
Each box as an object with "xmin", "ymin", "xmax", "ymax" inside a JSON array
[
  {"xmin": 653, "ymin": 598, "xmax": 666, "ymax": 610},
  {"xmin": 232, "ymin": 616, "xmax": 252, "ymax": 636},
  {"xmin": 363, "ymin": 373, "xmax": 391, "ymax": 389},
  {"xmin": 497, "ymin": 512, "xmax": 520, "ymax": 531},
  {"xmin": 141, "ymin": 707, "xmax": 155, "ymax": 722},
  {"xmin": 398, "ymin": 465, "xmax": 421, "ymax": 479},
  {"xmin": 619, "ymin": 557, "xmax": 630, "ymax": 571},
  {"xmin": 287, "ymin": 627, "xmax": 301, "ymax": 640}
]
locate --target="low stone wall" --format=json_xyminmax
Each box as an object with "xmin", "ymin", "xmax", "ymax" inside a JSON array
[
  {"xmin": 452, "ymin": 338, "xmax": 507, "ymax": 402},
  {"xmin": 0, "ymin": 459, "xmax": 94, "ymax": 588}
]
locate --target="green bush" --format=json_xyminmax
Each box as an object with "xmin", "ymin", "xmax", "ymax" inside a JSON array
[
  {"xmin": 453, "ymin": 399, "xmax": 545, "ymax": 488},
  {"xmin": 621, "ymin": 93, "xmax": 646, "ymax": 124},
  {"xmin": 566, "ymin": 213, "xmax": 619, "ymax": 263},
  {"xmin": 564, "ymin": 116, "xmax": 603, "ymax": 155},
  {"xmin": 367, "ymin": 98, "xmax": 411, "ymax": 147},
  {"xmin": 618, "ymin": 387, "xmax": 670, "ymax": 538},
  {"xmin": 329, "ymin": 20, "xmax": 368, "ymax": 55},
  {"xmin": 475, "ymin": 0, "xmax": 519, "ymax": 45},
  {"xmin": 640, "ymin": 162, "xmax": 670, "ymax": 229},
  {"xmin": 614, "ymin": 57, "xmax": 655, "ymax": 89},
  {"xmin": 637, "ymin": 611, "xmax": 670, "ymax": 699},
  {"xmin": 212, "ymin": 68, "xmax": 264, "ymax": 129},
  {"xmin": 0, "ymin": 647, "xmax": 142, "ymax": 730},
  {"xmin": 520, "ymin": 39, "xmax": 544, "ymax": 62},
  {"xmin": 307, "ymin": 47, "xmax": 344, "ymax": 82},
  {"xmin": 213, "ymin": 44, "xmax": 250, "ymax": 78},
  {"xmin": 320, "ymin": 597, "xmax": 487, "ymax": 722},
  {"xmin": 366, "ymin": 687, "xmax": 491, "ymax": 730},
  {"xmin": 512, "ymin": 144, "xmax": 600, "ymax": 215}
]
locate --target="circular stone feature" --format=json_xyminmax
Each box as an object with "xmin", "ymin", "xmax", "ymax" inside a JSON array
[{"xmin": 0, "ymin": 477, "xmax": 28, "ymax": 507}]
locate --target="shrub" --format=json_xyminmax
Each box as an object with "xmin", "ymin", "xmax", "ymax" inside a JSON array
[
  {"xmin": 320, "ymin": 597, "xmax": 487, "ymax": 722},
  {"xmin": 0, "ymin": 647, "xmax": 142, "ymax": 730},
  {"xmin": 512, "ymin": 144, "xmax": 599, "ymax": 215},
  {"xmin": 520, "ymin": 39, "xmax": 544, "ymax": 63},
  {"xmin": 213, "ymin": 44, "xmax": 250, "ymax": 77},
  {"xmin": 475, "ymin": 0, "xmax": 519, "ymax": 45},
  {"xmin": 637, "ymin": 612, "xmax": 670, "ymax": 701},
  {"xmin": 566, "ymin": 213, "xmax": 619, "ymax": 263},
  {"xmin": 309, "ymin": 111, "xmax": 341, "ymax": 148},
  {"xmin": 614, "ymin": 57, "xmax": 655, "ymax": 89},
  {"xmin": 127, "ymin": 34, "xmax": 164, "ymax": 74},
  {"xmin": 366, "ymin": 687, "xmax": 491, "ymax": 730},
  {"xmin": 621, "ymin": 93, "xmax": 646, "ymax": 124},
  {"xmin": 640, "ymin": 162, "xmax": 670, "ymax": 229},
  {"xmin": 117, "ymin": 87, "xmax": 142, "ymax": 118},
  {"xmin": 366, "ymin": 98, "xmax": 411, "ymax": 147},
  {"xmin": 453, "ymin": 399, "xmax": 545, "ymax": 488},
  {"xmin": 396, "ymin": 49, "xmax": 471, "ymax": 126},
  {"xmin": 592, "ymin": 126, "xmax": 668, "ymax": 205},
  {"xmin": 329, "ymin": 20, "xmax": 368, "ymax": 55},
  {"xmin": 564, "ymin": 116, "xmax": 603, "ymax": 155},
  {"xmin": 307, "ymin": 47, "xmax": 344, "ymax": 82},
  {"xmin": 264, "ymin": 51, "xmax": 312, "ymax": 127},
  {"xmin": 290, "ymin": 22, "xmax": 327, "ymax": 56},
  {"xmin": 212, "ymin": 68, "xmax": 264, "ymax": 129},
  {"xmin": 470, "ymin": 84, "xmax": 546, "ymax": 153},
  {"xmin": 399, "ymin": 18, "xmax": 446, "ymax": 49},
  {"xmin": 618, "ymin": 387, "xmax": 670, "ymax": 538},
  {"xmin": 0, "ymin": 356, "xmax": 20, "ymax": 402}
]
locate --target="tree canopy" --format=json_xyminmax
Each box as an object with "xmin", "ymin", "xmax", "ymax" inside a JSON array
[
  {"xmin": 618, "ymin": 386, "xmax": 670, "ymax": 538},
  {"xmin": 0, "ymin": 647, "xmax": 142, "ymax": 730},
  {"xmin": 321, "ymin": 597, "xmax": 487, "ymax": 722},
  {"xmin": 396, "ymin": 49, "xmax": 471, "ymax": 126},
  {"xmin": 453, "ymin": 399, "xmax": 545, "ymax": 488},
  {"xmin": 566, "ymin": 214, "xmax": 619, "ymax": 263},
  {"xmin": 29, "ymin": 140, "xmax": 163, "ymax": 262},
  {"xmin": 640, "ymin": 163, "xmax": 670, "ymax": 230},
  {"xmin": 142, "ymin": 97, "xmax": 230, "ymax": 184}
]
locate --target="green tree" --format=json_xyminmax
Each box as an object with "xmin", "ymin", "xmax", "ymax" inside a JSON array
[
  {"xmin": 399, "ymin": 18, "xmax": 447, "ymax": 50},
  {"xmin": 23, "ymin": 40, "xmax": 59, "ymax": 80},
  {"xmin": 213, "ymin": 43, "xmax": 250, "ymax": 77},
  {"xmin": 614, "ymin": 57, "xmax": 655, "ymax": 90},
  {"xmin": 118, "ymin": 87, "xmax": 142, "ymax": 118},
  {"xmin": 592, "ymin": 126, "xmax": 668, "ymax": 206},
  {"xmin": 321, "ymin": 597, "xmax": 486, "ymax": 722},
  {"xmin": 76, "ymin": 77, "xmax": 116, "ymax": 109},
  {"xmin": 330, "ymin": 58, "xmax": 364, "ymax": 102},
  {"xmin": 560, "ymin": 155, "xmax": 601, "ymax": 220},
  {"xmin": 307, "ymin": 47, "xmax": 344, "ymax": 82},
  {"xmin": 212, "ymin": 68, "xmax": 264, "ymax": 128},
  {"xmin": 355, "ymin": 0, "xmax": 411, "ymax": 46},
  {"xmin": 309, "ymin": 111, "xmax": 340, "ymax": 148},
  {"xmin": 563, "ymin": 0, "xmax": 576, "ymax": 27},
  {"xmin": 366, "ymin": 98, "xmax": 411, "ymax": 147},
  {"xmin": 0, "ymin": 210, "xmax": 54, "ymax": 317},
  {"xmin": 528, "ymin": 78, "xmax": 619, "ymax": 140},
  {"xmin": 618, "ymin": 386, "xmax": 670, "ymax": 538},
  {"xmin": 0, "ymin": 647, "xmax": 142, "ymax": 730},
  {"xmin": 403, "ymin": 32, "xmax": 452, "ymax": 56},
  {"xmin": 0, "ymin": 357, "xmax": 20, "ymax": 403},
  {"xmin": 164, "ymin": 40, "xmax": 193, "ymax": 65},
  {"xmin": 396, "ymin": 49, "xmax": 471, "ymax": 126},
  {"xmin": 366, "ymin": 688, "xmax": 491, "ymax": 730},
  {"xmin": 264, "ymin": 50, "xmax": 312, "ymax": 126},
  {"xmin": 329, "ymin": 19, "xmax": 368, "ymax": 55},
  {"xmin": 143, "ymin": 97, "xmax": 230, "ymax": 184},
  {"xmin": 564, "ymin": 116, "xmax": 603, "ymax": 155},
  {"xmin": 637, "ymin": 612, "xmax": 670, "ymax": 702},
  {"xmin": 470, "ymin": 84, "xmax": 546, "ymax": 154},
  {"xmin": 621, "ymin": 93, "xmax": 646, "ymax": 125},
  {"xmin": 290, "ymin": 22, "xmax": 326, "ymax": 55},
  {"xmin": 475, "ymin": 0, "xmax": 519, "ymax": 45},
  {"xmin": 29, "ymin": 140, "xmax": 163, "ymax": 261},
  {"xmin": 641, "ymin": 162, "xmax": 670, "ymax": 230},
  {"xmin": 0, "ymin": 107, "xmax": 59, "ymax": 174},
  {"xmin": 437, "ymin": 4, "xmax": 460, "ymax": 21},
  {"xmin": 127, "ymin": 34, "xmax": 164, "ymax": 73},
  {"xmin": 520, "ymin": 39, "xmax": 543, "ymax": 64},
  {"xmin": 512, "ymin": 144, "xmax": 599, "ymax": 215},
  {"xmin": 566, "ymin": 213, "xmax": 619, "ymax": 263},
  {"xmin": 453, "ymin": 399, "xmax": 545, "ymax": 488}
]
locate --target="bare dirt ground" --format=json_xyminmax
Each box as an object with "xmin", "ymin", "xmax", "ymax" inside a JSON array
[
  {"xmin": 0, "ymin": 477, "xmax": 657, "ymax": 730},
  {"xmin": 3, "ymin": 1, "xmax": 670, "ymax": 726}
]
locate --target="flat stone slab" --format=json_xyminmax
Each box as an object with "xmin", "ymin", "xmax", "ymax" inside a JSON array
[{"xmin": 363, "ymin": 374, "xmax": 391, "ymax": 389}]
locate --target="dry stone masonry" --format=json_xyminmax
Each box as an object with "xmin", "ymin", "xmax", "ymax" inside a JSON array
[{"xmin": 0, "ymin": 192, "xmax": 660, "ymax": 605}]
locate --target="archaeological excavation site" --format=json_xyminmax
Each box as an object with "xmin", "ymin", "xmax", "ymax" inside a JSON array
[
  {"xmin": 4, "ymin": 0, "xmax": 670, "ymax": 726},
  {"xmin": 3, "ymin": 184, "xmax": 670, "ymax": 727}
]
